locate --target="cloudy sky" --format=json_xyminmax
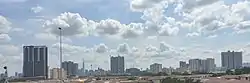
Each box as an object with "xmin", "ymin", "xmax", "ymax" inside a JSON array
[{"xmin": 1, "ymin": 0, "xmax": 250, "ymax": 75}]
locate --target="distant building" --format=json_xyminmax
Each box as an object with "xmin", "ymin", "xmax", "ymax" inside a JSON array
[
  {"xmin": 22, "ymin": 46, "xmax": 48, "ymax": 79},
  {"xmin": 189, "ymin": 59, "xmax": 201, "ymax": 72},
  {"xmin": 78, "ymin": 59, "xmax": 85, "ymax": 76},
  {"xmin": 179, "ymin": 61, "xmax": 188, "ymax": 68},
  {"xmin": 189, "ymin": 58, "xmax": 215, "ymax": 73},
  {"xmin": 62, "ymin": 61, "xmax": 78, "ymax": 76},
  {"xmin": 126, "ymin": 68, "xmax": 141, "ymax": 75},
  {"xmin": 110, "ymin": 56, "xmax": 125, "ymax": 74},
  {"xmin": 50, "ymin": 68, "xmax": 67, "ymax": 79},
  {"xmin": 162, "ymin": 67, "xmax": 175, "ymax": 75},
  {"xmin": 221, "ymin": 51, "xmax": 242, "ymax": 69},
  {"xmin": 150, "ymin": 63, "xmax": 162, "ymax": 73},
  {"xmin": 206, "ymin": 58, "xmax": 216, "ymax": 72},
  {"xmin": 243, "ymin": 63, "xmax": 250, "ymax": 68}
]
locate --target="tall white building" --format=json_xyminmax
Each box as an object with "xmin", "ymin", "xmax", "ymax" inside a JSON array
[
  {"xmin": 221, "ymin": 51, "xmax": 242, "ymax": 69},
  {"xmin": 150, "ymin": 63, "xmax": 162, "ymax": 73},
  {"xmin": 50, "ymin": 68, "xmax": 67, "ymax": 79}
]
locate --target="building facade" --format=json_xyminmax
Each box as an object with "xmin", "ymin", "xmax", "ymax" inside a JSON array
[
  {"xmin": 179, "ymin": 61, "xmax": 189, "ymax": 69},
  {"xmin": 23, "ymin": 46, "xmax": 48, "ymax": 78},
  {"xmin": 50, "ymin": 68, "xmax": 67, "ymax": 79},
  {"xmin": 221, "ymin": 51, "xmax": 242, "ymax": 69},
  {"xmin": 110, "ymin": 56, "xmax": 125, "ymax": 74},
  {"xmin": 206, "ymin": 58, "xmax": 215, "ymax": 72},
  {"xmin": 150, "ymin": 63, "xmax": 162, "ymax": 73},
  {"xmin": 189, "ymin": 59, "xmax": 201, "ymax": 72},
  {"xmin": 62, "ymin": 61, "xmax": 78, "ymax": 76}
]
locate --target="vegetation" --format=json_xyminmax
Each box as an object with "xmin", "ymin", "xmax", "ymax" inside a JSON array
[
  {"xmin": 161, "ymin": 77, "xmax": 201, "ymax": 83},
  {"xmin": 127, "ymin": 76, "xmax": 137, "ymax": 80},
  {"xmin": 225, "ymin": 67, "xmax": 250, "ymax": 75}
]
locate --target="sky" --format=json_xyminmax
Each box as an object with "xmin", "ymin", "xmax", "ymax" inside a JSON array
[{"xmin": 1, "ymin": 0, "xmax": 250, "ymax": 75}]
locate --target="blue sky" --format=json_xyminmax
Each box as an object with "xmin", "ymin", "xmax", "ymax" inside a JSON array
[{"xmin": 1, "ymin": 0, "xmax": 250, "ymax": 75}]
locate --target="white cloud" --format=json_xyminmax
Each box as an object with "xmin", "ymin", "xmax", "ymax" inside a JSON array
[
  {"xmin": 117, "ymin": 43, "xmax": 130, "ymax": 54},
  {"xmin": 96, "ymin": 19, "xmax": 124, "ymax": 35},
  {"xmin": 159, "ymin": 25, "xmax": 179, "ymax": 36},
  {"xmin": 130, "ymin": 0, "xmax": 164, "ymax": 12},
  {"xmin": 186, "ymin": 32, "xmax": 200, "ymax": 37},
  {"xmin": 0, "ymin": 44, "xmax": 20, "ymax": 56},
  {"xmin": 31, "ymin": 5, "xmax": 44, "ymax": 13},
  {"xmin": 43, "ymin": 12, "xmax": 93, "ymax": 37},
  {"xmin": 145, "ymin": 45, "xmax": 158, "ymax": 52},
  {"xmin": 0, "ymin": 15, "xmax": 12, "ymax": 34},
  {"xmin": 0, "ymin": 34, "xmax": 11, "ymax": 43},
  {"xmin": 121, "ymin": 23, "xmax": 144, "ymax": 38},
  {"xmin": 159, "ymin": 42, "xmax": 172, "ymax": 52},
  {"xmin": 180, "ymin": 0, "xmax": 219, "ymax": 11},
  {"xmin": 95, "ymin": 43, "xmax": 109, "ymax": 53}
]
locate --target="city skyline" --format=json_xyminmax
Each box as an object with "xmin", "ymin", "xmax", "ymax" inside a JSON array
[{"xmin": 1, "ymin": 0, "xmax": 250, "ymax": 76}]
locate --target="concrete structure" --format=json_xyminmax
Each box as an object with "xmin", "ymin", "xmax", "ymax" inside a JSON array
[
  {"xmin": 23, "ymin": 46, "xmax": 48, "ymax": 79},
  {"xmin": 50, "ymin": 68, "xmax": 67, "ymax": 79},
  {"xmin": 62, "ymin": 61, "xmax": 78, "ymax": 76},
  {"xmin": 179, "ymin": 61, "xmax": 188, "ymax": 69},
  {"xmin": 189, "ymin": 59, "xmax": 201, "ymax": 72},
  {"xmin": 150, "ymin": 63, "xmax": 162, "ymax": 73},
  {"xmin": 126, "ymin": 68, "xmax": 141, "ymax": 75},
  {"xmin": 221, "ymin": 51, "xmax": 243, "ymax": 69},
  {"xmin": 243, "ymin": 63, "xmax": 250, "ymax": 68},
  {"xmin": 110, "ymin": 56, "xmax": 125, "ymax": 74},
  {"xmin": 78, "ymin": 59, "xmax": 85, "ymax": 76},
  {"xmin": 206, "ymin": 58, "xmax": 215, "ymax": 72}
]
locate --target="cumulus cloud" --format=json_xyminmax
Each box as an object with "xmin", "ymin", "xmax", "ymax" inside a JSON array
[
  {"xmin": 0, "ymin": 34, "xmax": 11, "ymax": 43},
  {"xmin": 43, "ymin": 12, "xmax": 93, "ymax": 36},
  {"xmin": 95, "ymin": 43, "xmax": 108, "ymax": 53},
  {"xmin": 0, "ymin": 16, "xmax": 11, "ymax": 34},
  {"xmin": 31, "ymin": 5, "xmax": 43, "ymax": 13},
  {"xmin": 158, "ymin": 25, "xmax": 179, "ymax": 36},
  {"xmin": 121, "ymin": 23, "xmax": 144, "ymax": 38},
  {"xmin": 96, "ymin": 19, "xmax": 124, "ymax": 35},
  {"xmin": 117, "ymin": 43, "xmax": 130, "ymax": 54}
]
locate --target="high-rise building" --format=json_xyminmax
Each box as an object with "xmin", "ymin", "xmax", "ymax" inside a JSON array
[
  {"xmin": 221, "ymin": 51, "xmax": 242, "ymax": 69},
  {"xmin": 23, "ymin": 46, "xmax": 48, "ymax": 78},
  {"xmin": 189, "ymin": 59, "xmax": 201, "ymax": 72},
  {"xmin": 150, "ymin": 63, "xmax": 162, "ymax": 73},
  {"xmin": 62, "ymin": 61, "xmax": 78, "ymax": 76},
  {"xmin": 206, "ymin": 58, "xmax": 215, "ymax": 72},
  {"xmin": 110, "ymin": 56, "xmax": 125, "ymax": 74},
  {"xmin": 50, "ymin": 68, "xmax": 67, "ymax": 79},
  {"xmin": 179, "ymin": 61, "xmax": 188, "ymax": 68}
]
